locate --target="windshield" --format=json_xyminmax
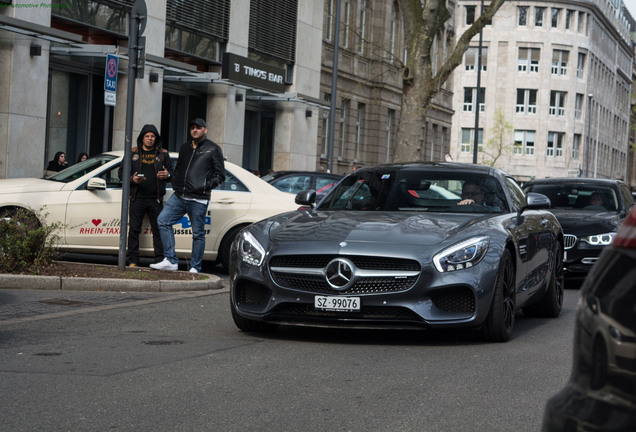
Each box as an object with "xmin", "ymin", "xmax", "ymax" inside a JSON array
[
  {"xmin": 524, "ymin": 183, "xmax": 619, "ymax": 212},
  {"xmin": 318, "ymin": 169, "xmax": 507, "ymax": 213},
  {"xmin": 46, "ymin": 154, "xmax": 118, "ymax": 183}
]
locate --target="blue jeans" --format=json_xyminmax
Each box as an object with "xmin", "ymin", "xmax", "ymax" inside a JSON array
[{"xmin": 157, "ymin": 194, "xmax": 208, "ymax": 271}]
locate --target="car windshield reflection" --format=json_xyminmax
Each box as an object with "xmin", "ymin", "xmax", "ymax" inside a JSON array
[
  {"xmin": 318, "ymin": 170, "xmax": 507, "ymax": 213},
  {"xmin": 526, "ymin": 184, "xmax": 619, "ymax": 212},
  {"xmin": 46, "ymin": 154, "xmax": 118, "ymax": 183}
]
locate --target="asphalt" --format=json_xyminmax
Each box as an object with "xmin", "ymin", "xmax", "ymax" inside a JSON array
[{"xmin": 0, "ymin": 261, "xmax": 224, "ymax": 293}]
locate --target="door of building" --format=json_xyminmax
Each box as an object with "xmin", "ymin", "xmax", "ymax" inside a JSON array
[{"xmin": 243, "ymin": 109, "xmax": 274, "ymax": 174}]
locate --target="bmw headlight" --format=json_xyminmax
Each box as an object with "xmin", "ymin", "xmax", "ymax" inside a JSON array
[
  {"xmin": 238, "ymin": 231, "xmax": 266, "ymax": 267},
  {"xmin": 433, "ymin": 237, "xmax": 489, "ymax": 273},
  {"xmin": 581, "ymin": 232, "xmax": 615, "ymax": 246}
]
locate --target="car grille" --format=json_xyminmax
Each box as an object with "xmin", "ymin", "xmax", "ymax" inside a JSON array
[
  {"xmin": 269, "ymin": 255, "xmax": 421, "ymax": 295},
  {"xmin": 564, "ymin": 234, "xmax": 577, "ymax": 250}
]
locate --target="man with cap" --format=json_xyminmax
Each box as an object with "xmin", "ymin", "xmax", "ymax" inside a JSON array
[
  {"xmin": 151, "ymin": 118, "xmax": 225, "ymax": 273},
  {"xmin": 119, "ymin": 124, "xmax": 172, "ymax": 267}
]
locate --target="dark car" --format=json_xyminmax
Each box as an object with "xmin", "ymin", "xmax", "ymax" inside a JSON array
[
  {"xmin": 230, "ymin": 162, "xmax": 564, "ymax": 342},
  {"xmin": 261, "ymin": 170, "xmax": 343, "ymax": 201},
  {"xmin": 523, "ymin": 178, "xmax": 634, "ymax": 282},
  {"xmin": 542, "ymin": 209, "xmax": 636, "ymax": 431}
]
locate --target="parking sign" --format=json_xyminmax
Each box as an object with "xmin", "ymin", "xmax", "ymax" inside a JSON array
[{"xmin": 104, "ymin": 54, "xmax": 118, "ymax": 92}]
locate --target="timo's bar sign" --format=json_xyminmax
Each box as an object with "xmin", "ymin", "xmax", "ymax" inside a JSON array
[{"xmin": 221, "ymin": 53, "xmax": 285, "ymax": 94}]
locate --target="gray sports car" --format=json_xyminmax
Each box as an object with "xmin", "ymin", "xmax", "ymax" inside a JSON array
[{"xmin": 229, "ymin": 163, "xmax": 564, "ymax": 342}]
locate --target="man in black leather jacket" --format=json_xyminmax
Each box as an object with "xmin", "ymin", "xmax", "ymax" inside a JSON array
[
  {"xmin": 120, "ymin": 124, "xmax": 172, "ymax": 267},
  {"xmin": 151, "ymin": 118, "xmax": 225, "ymax": 273}
]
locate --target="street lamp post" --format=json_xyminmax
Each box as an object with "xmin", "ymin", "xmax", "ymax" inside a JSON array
[
  {"xmin": 472, "ymin": 0, "xmax": 485, "ymax": 164},
  {"xmin": 585, "ymin": 94, "xmax": 593, "ymax": 177}
]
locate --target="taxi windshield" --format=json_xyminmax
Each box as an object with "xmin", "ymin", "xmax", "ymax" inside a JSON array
[{"xmin": 46, "ymin": 154, "xmax": 118, "ymax": 183}]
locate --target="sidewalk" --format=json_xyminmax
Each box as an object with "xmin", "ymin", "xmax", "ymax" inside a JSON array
[{"xmin": 0, "ymin": 272, "xmax": 223, "ymax": 292}]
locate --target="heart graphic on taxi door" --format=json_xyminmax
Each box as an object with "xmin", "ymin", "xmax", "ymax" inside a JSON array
[{"xmin": 91, "ymin": 219, "xmax": 102, "ymax": 226}]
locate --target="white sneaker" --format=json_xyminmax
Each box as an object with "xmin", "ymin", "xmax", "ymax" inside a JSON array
[
  {"xmin": 189, "ymin": 268, "xmax": 198, "ymax": 274},
  {"xmin": 150, "ymin": 258, "xmax": 178, "ymax": 271}
]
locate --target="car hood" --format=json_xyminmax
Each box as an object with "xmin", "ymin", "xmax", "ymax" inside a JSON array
[
  {"xmin": 0, "ymin": 178, "xmax": 66, "ymax": 194},
  {"xmin": 269, "ymin": 211, "xmax": 489, "ymax": 247},
  {"xmin": 549, "ymin": 209, "xmax": 621, "ymax": 234}
]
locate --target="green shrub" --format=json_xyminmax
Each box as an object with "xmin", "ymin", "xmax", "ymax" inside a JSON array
[{"xmin": 0, "ymin": 208, "xmax": 63, "ymax": 274}]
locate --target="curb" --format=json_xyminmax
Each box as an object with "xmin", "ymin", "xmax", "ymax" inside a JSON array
[{"xmin": 0, "ymin": 273, "xmax": 223, "ymax": 292}]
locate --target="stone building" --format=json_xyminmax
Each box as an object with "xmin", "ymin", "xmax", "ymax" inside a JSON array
[
  {"xmin": 317, "ymin": 0, "xmax": 455, "ymax": 175},
  {"xmin": 451, "ymin": 0, "xmax": 633, "ymax": 182}
]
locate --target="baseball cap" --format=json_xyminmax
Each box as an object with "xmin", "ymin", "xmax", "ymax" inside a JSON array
[{"xmin": 189, "ymin": 118, "xmax": 207, "ymax": 128}]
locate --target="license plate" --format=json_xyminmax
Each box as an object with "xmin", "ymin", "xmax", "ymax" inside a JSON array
[{"xmin": 314, "ymin": 296, "xmax": 360, "ymax": 312}]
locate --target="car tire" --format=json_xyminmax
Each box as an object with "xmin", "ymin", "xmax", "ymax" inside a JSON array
[
  {"xmin": 480, "ymin": 249, "xmax": 516, "ymax": 342},
  {"xmin": 230, "ymin": 305, "xmax": 279, "ymax": 333},
  {"xmin": 523, "ymin": 243, "xmax": 564, "ymax": 318},
  {"xmin": 219, "ymin": 225, "xmax": 248, "ymax": 273}
]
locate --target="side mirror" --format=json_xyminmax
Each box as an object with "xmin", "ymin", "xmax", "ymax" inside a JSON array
[
  {"xmin": 517, "ymin": 192, "xmax": 551, "ymax": 218},
  {"xmin": 87, "ymin": 177, "xmax": 107, "ymax": 190},
  {"xmin": 295, "ymin": 189, "xmax": 316, "ymax": 206}
]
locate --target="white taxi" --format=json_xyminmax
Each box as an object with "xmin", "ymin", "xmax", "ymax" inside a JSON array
[{"xmin": 0, "ymin": 151, "xmax": 298, "ymax": 270}]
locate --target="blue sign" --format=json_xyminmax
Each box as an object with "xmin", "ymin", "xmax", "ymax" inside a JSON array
[{"xmin": 104, "ymin": 54, "xmax": 119, "ymax": 92}]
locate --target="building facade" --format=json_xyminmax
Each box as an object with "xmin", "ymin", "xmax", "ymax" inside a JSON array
[
  {"xmin": 0, "ymin": 0, "xmax": 324, "ymax": 179},
  {"xmin": 451, "ymin": 0, "xmax": 633, "ymax": 182},
  {"xmin": 317, "ymin": 0, "xmax": 455, "ymax": 175}
]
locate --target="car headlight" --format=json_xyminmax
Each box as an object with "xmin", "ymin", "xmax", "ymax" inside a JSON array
[
  {"xmin": 238, "ymin": 231, "xmax": 266, "ymax": 267},
  {"xmin": 433, "ymin": 236, "xmax": 489, "ymax": 273},
  {"xmin": 581, "ymin": 232, "xmax": 615, "ymax": 246}
]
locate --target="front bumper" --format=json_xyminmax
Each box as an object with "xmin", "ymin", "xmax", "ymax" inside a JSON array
[{"xmin": 230, "ymin": 253, "xmax": 499, "ymax": 330}]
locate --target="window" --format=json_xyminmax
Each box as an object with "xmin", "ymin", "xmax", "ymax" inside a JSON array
[
  {"xmin": 574, "ymin": 94, "xmax": 583, "ymax": 119},
  {"xmin": 549, "ymin": 91, "xmax": 566, "ymax": 116},
  {"xmin": 551, "ymin": 8, "xmax": 560, "ymax": 28},
  {"xmin": 514, "ymin": 130, "xmax": 535, "ymax": 155},
  {"xmin": 461, "ymin": 128, "xmax": 483, "ymax": 153},
  {"xmin": 358, "ymin": 0, "xmax": 367, "ymax": 54},
  {"xmin": 324, "ymin": 0, "xmax": 334, "ymax": 41},
  {"xmin": 465, "ymin": 47, "xmax": 487, "ymax": 71},
  {"xmin": 463, "ymin": 87, "xmax": 485, "ymax": 112},
  {"xmin": 342, "ymin": 0, "xmax": 351, "ymax": 49},
  {"xmin": 339, "ymin": 99, "xmax": 348, "ymax": 159},
  {"xmin": 516, "ymin": 89, "xmax": 537, "ymax": 114},
  {"xmin": 355, "ymin": 103, "xmax": 365, "ymax": 161},
  {"xmin": 466, "ymin": 6, "xmax": 475, "ymax": 25},
  {"xmin": 518, "ymin": 47, "xmax": 540, "ymax": 73},
  {"xmin": 576, "ymin": 53, "xmax": 586, "ymax": 78},
  {"xmin": 518, "ymin": 6, "xmax": 528, "ymax": 26},
  {"xmin": 386, "ymin": 109, "xmax": 394, "ymax": 162},
  {"xmin": 249, "ymin": 0, "xmax": 297, "ymax": 63},
  {"xmin": 565, "ymin": 9, "xmax": 572, "ymax": 30},
  {"xmin": 390, "ymin": 2, "xmax": 397, "ymax": 62},
  {"xmin": 552, "ymin": 50, "xmax": 569, "ymax": 75},
  {"xmin": 535, "ymin": 7, "xmax": 544, "ymax": 26},
  {"xmin": 573, "ymin": 134, "xmax": 581, "ymax": 159},
  {"xmin": 547, "ymin": 132, "xmax": 564, "ymax": 157},
  {"xmin": 165, "ymin": 0, "xmax": 231, "ymax": 61}
]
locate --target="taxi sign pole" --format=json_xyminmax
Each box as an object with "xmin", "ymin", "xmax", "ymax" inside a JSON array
[{"xmin": 118, "ymin": 0, "xmax": 146, "ymax": 270}]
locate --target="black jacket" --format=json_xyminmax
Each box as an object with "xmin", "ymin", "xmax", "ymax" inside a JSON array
[
  {"xmin": 119, "ymin": 124, "xmax": 173, "ymax": 201},
  {"xmin": 171, "ymin": 138, "xmax": 225, "ymax": 201}
]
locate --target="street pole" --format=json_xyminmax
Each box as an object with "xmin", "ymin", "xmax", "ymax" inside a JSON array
[
  {"xmin": 594, "ymin": 103, "xmax": 600, "ymax": 178},
  {"xmin": 326, "ymin": 0, "xmax": 341, "ymax": 174},
  {"xmin": 118, "ymin": 3, "xmax": 145, "ymax": 270},
  {"xmin": 472, "ymin": 0, "xmax": 484, "ymax": 164},
  {"xmin": 585, "ymin": 94, "xmax": 592, "ymax": 177}
]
